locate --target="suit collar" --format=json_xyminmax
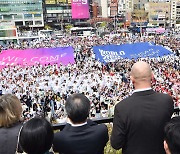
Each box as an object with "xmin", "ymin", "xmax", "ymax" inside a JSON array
[
  {"xmin": 70, "ymin": 121, "xmax": 87, "ymax": 127},
  {"xmin": 63, "ymin": 119, "xmax": 96, "ymax": 132},
  {"xmin": 132, "ymin": 89, "xmax": 155, "ymax": 96},
  {"xmin": 66, "ymin": 123, "xmax": 89, "ymax": 132},
  {"xmin": 133, "ymin": 88, "xmax": 152, "ymax": 93}
]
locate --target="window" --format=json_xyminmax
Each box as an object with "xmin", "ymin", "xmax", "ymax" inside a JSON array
[
  {"xmin": 57, "ymin": 0, "xmax": 67, "ymax": 3},
  {"xmin": 3, "ymin": 15, "xmax": 12, "ymax": 20},
  {"xmin": 47, "ymin": 14, "xmax": 52, "ymax": 17},
  {"xmin": 25, "ymin": 21, "xmax": 33, "ymax": 26},
  {"xmin": 52, "ymin": 14, "xmax": 57, "ymax": 17},
  {"xmin": 34, "ymin": 14, "xmax": 41, "ymax": 18},
  {"xmin": 14, "ymin": 14, "xmax": 22, "ymax": 19},
  {"xmin": 15, "ymin": 21, "xmax": 23, "ymax": 26},
  {"xmin": 24, "ymin": 14, "xmax": 32, "ymax": 19},
  {"xmin": 35, "ymin": 21, "xmax": 42, "ymax": 25},
  {"xmin": 45, "ymin": 0, "xmax": 55, "ymax": 4}
]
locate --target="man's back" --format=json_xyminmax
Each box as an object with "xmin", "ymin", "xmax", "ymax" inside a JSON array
[
  {"xmin": 53, "ymin": 120, "xmax": 108, "ymax": 154},
  {"xmin": 111, "ymin": 89, "xmax": 174, "ymax": 154}
]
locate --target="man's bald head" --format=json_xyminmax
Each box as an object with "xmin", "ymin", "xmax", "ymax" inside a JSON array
[{"xmin": 130, "ymin": 61, "xmax": 152, "ymax": 83}]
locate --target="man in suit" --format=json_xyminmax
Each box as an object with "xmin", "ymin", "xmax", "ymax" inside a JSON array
[
  {"xmin": 111, "ymin": 61, "xmax": 174, "ymax": 154},
  {"xmin": 53, "ymin": 93, "xmax": 109, "ymax": 154}
]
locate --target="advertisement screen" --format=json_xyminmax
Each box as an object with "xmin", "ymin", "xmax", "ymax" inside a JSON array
[{"xmin": 71, "ymin": 0, "xmax": 90, "ymax": 19}]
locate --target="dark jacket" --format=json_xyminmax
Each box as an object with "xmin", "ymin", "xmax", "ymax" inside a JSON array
[
  {"xmin": 111, "ymin": 89, "xmax": 174, "ymax": 154},
  {"xmin": 0, "ymin": 122, "xmax": 22, "ymax": 154},
  {"xmin": 53, "ymin": 119, "xmax": 109, "ymax": 154}
]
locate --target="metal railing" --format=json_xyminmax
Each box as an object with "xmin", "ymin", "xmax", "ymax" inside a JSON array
[
  {"xmin": 53, "ymin": 108, "xmax": 180, "ymax": 131},
  {"xmin": 53, "ymin": 117, "xmax": 113, "ymax": 131}
]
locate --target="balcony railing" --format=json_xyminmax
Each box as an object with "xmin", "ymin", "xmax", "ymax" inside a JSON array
[{"xmin": 53, "ymin": 108, "xmax": 180, "ymax": 131}]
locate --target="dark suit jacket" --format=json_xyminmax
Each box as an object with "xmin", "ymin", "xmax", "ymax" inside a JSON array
[
  {"xmin": 111, "ymin": 89, "xmax": 174, "ymax": 154},
  {"xmin": 0, "ymin": 122, "xmax": 22, "ymax": 154},
  {"xmin": 53, "ymin": 119, "xmax": 109, "ymax": 154}
]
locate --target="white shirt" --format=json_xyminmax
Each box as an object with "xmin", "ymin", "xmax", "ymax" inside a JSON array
[
  {"xmin": 69, "ymin": 121, "xmax": 87, "ymax": 127},
  {"xmin": 133, "ymin": 87, "xmax": 152, "ymax": 93}
]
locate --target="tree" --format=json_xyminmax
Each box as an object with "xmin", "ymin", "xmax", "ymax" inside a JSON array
[
  {"xmin": 131, "ymin": 9, "xmax": 148, "ymax": 23},
  {"xmin": 131, "ymin": 10, "xmax": 148, "ymax": 35}
]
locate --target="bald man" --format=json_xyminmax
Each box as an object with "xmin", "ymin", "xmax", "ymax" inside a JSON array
[{"xmin": 111, "ymin": 61, "xmax": 174, "ymax": 154}]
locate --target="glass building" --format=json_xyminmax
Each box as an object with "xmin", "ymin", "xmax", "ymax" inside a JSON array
[
  {"xmin": 44, "ymin": 0, "xmax": 72, "ymax": 28},
  {"xmin": 0, "ymin": 0, "xmax": 44, "ymax": 27}
]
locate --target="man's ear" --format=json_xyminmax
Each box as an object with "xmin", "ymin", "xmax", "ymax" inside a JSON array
[
  {"xmin": 151, "ymin": 73, "xmax": 154, "ymax": 81},
  {"xmin": 164, "ymin": 140, "xmax": 171, "ymax": 154},
  {"xmin": 130, "ymin": 75, "xmax": 135, "ymax": 84}
]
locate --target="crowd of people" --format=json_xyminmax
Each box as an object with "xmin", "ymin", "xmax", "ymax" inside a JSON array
[
  {"xmin": 0, "ymin": 60, "xmax": 179, "ymax": 154},
  {"xmin": 0, "ymin": 33, "xmax": 179, "ymax": 123}
]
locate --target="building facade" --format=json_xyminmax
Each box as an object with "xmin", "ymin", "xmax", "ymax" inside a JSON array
[
  {"xmin": 44, "ymin": 0, "xmax": 71, "ymax": 28},
  {"xmin": 145, "ymin": 2, "xmax": 171, "ymax": 27},
  {"xmin": 109, "ymin": 0, "xmax": 118, "ymax": 17},
  {"xmin": 0, "ymin": 0, "xmax": 44, "ymax": 28},
  {"xmin": 118, "ymin": 0, "xmax": 133, "ymax": 14},
  {"xmin": 133, "ymin": 0, "xmax": 149, "ymax": 10},
  {"xmin": 44, "ymin": 0, "xmax": 93, "ymax": 28},
  {"xmin": 91, "ymin": 0, "xmax": 108, "ymax": 18},
  {"xmin": 118, "ymin": 0, "xmax": 133, "ymax": 25},
  {"xmin": 171, "ymin": 0, "xmax": 180, "ymax": 28}
]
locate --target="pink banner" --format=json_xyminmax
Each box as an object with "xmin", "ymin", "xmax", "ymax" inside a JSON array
[
  {"xmin": 71, "ymin": 0, "xmax": 90, "ymax": 19},
  {"xmin": 0, "ymin": 47, "xmax": 75, "ymax": 68}
]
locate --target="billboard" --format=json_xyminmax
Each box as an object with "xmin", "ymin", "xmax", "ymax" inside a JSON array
[{"xmin": 71, "ymin": 0, "xmax": 90, "ymax": 19}]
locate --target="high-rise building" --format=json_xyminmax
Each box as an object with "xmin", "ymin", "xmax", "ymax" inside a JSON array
[
  {"xmin": 0, "ymin": 0, "xmax": 44, "ymax": 27},
  {"xmin": 118, "ymin": 0, "xmax": 133, "ymax": 14},
  {"xmin": 101, "ymin": 0, "xmax": 108, "ymax": 17},
  {"xmin": 118, "ymin": 0, "xmax": 133, "ymax": 25},
  {"xmin": 145, "ymin": 2, "xmax": 171, "ymax": 27},
  {"xmin": 133, "ymin": 0, "xmax": 149, "ymax": 10},
  {"xmin": 44, "ymin": 0, "xmax": 93, "ymax": 28},
  {"xmin": 44, "ymin": 0, "xmax": 71, "ymax": 28},
  {"xmin": 109, "ymin": 0, "xmax": 118, "ymax": 17},
  {"xmin": 171, "ymin": 0, "xmax": 180, "ymax": 28},
  {"xmin": 92, "ymin": 0, "xmax": 108, "ymax": 18}
]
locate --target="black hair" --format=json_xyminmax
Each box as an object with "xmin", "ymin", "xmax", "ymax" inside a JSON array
[
  {"xmin": 65, "ymin": 93, "xmax": 90, "ymax": 124},
  {"xmin": 164, "ymin": 116, "xmax": 180, "ymax": 154},
  {"xmin": 19, "ymin": 117, "xmax": 54, "ymax": 154}
]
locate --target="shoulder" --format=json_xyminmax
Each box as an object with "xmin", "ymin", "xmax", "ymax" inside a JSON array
[
  {"xmin": 88, "ymin": 120, "xmax": 108, "ymax": 134},
  {"xmin": 92, "ymin": 123, "xmax": 108, "ymax": 131},
  {"xmin": 6, "ymin": 122, "xmax": 22, "ymax": 133},
  {"xmin": 153, "ymin": 91, "xmax": 174, "ymax": 102},
  {"xmin": 115, "ymin": 96, "xmax": 132, "ymax": 110},
  {"xmin": 54, "ymin": 124, "xmax": 70, "ymax": 138},
  {"xmin": 156, "ymin": 92, "xmax": 172, "ymax": 98}
]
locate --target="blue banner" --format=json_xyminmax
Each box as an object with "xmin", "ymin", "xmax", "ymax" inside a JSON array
[{"xmin": 93, "ymin": 42, "xmax": 173, "ymax": 63}]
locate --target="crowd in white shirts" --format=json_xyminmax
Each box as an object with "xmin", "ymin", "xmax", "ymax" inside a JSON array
[{"xmin": 0, "ymin": 34, "xmax": 179, "ymax": 122}]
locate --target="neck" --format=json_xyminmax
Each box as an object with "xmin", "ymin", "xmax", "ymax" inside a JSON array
[{"xmin": 134, "ymin": 83, "xmax": 151, "ymax": 90}]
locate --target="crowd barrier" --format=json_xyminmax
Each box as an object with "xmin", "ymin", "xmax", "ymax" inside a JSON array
[{"xmin": 53, "ymin": 108, "xmax": 180, "ymax": 131}]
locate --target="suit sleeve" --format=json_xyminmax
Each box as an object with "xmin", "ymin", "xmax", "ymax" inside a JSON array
[
  {"xmin": 111, "ymin": 104, "xmax": 126, "ymax": 150},
  {"xmin": 52, "ymin": 133, "xmax": 60, "ymax": 153},
  {"xmin": 103, "ymin": 124, "xmax": 109, "ymax": 146},
  {"xmin": 168, "ymin": 95, "xmax": 174, "ymax": 117}
]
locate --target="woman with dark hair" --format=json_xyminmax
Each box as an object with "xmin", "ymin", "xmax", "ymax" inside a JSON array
[
  {"xmin": 19, "ymin": 117, "xmax": 54, "ymax": 154},
  {"xmin": 0, "ymin": 94, "xmax": 23, "ymax": 154}
]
